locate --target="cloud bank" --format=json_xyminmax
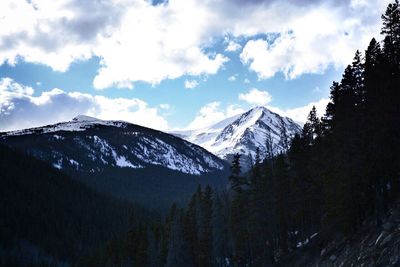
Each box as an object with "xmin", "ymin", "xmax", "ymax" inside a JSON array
[
  {"xmin": 0, "ymin": 0, "xmax": 391, "ymax": 88},
  {"xmin": 0, "ymin": 78, "xmax": 168, "ymax": 131}
]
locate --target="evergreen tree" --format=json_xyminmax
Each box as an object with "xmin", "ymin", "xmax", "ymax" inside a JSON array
[
  {"xmin": 198, "ymin": 186, "xmax": 213, "ymax": 267},
  {"xmin": 183, "ymin": 192, "xmax": 199, "ymax": 267},
  {"xmin": 147, "ymin": 229, "xmax": 161, "ymax": 267},
  {"xmin": 166, "ymin": 211, "xmax": 190, "ymax": 267},
  {"xmin": 273, "ymin": 154, "xmax": 290, "ymax": 255},
  {"xmin": 212, "ymin": 191, "xmax": 233, "ymax": 267},
  {"xmin": 229, "ymin": 153, "xmax": 246, "ymax": 193},
  {"xmin": 278, "ymin": 118, "xmax": 290, "ymax": 152},
  {"xmin": 364, "ymin": 38, "xmax": 388, "ymax": 225},
  {"xmin": 381, "ymin": 0, "xmax": 400, "ymax": 68},
  {"xmin": 265, "ymin": 131, "xmax": 275, "ymax": 159}
]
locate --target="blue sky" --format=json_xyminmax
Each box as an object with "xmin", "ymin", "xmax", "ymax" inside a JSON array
[{"xmin": 0, "ymin": 0, "xmax": 390, "ymax": 131}]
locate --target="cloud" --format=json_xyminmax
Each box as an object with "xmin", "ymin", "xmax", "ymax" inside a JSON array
[
  {"xmin": 186, "ymin": 102, "xmax": 244, "ymax": 130},
  {"xmin": 225, "ymin": 40, "xmax": 242, "ymax": 52},
  {"xmin": 243, "ymin": 78, "xmax": 250, "ymax": 83},
  {"xmin": 159, "ymin": 103, "xmax": 171, "ymax": 110},
  {"xmin": 240, "ymin": 0, "xmax": 390, "ymax": 79},
  {"xmin": 0, "ymin": 0, "xmax": 228, "ymax": 88},
  {"xmin": 228, "ymin": 74, "xmax": 238, "ymax": 81},
  {"xmin": 268, "ymin": 98, "xmax": 330, "ymax": 124},
  {"xmin": 239, "ymin": 88, "xmax": 272, "ymax": 106},
  {"xmin": 0, "ymin": 0, "xmax": 123, "ymax": 71},
  {"xmin": 0, "ymin": 78, "xmax": 168, "ymax": 131},
  {"xmin": 0, "ymin": 0, "xmax": 390, "ymax": 88},
  {"xmin": 184, "ymin": 79, "xmax": 199, "ymax": 89}
]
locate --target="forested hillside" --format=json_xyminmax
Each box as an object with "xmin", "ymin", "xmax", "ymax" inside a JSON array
[{"xmin": 0, "ymin": 144, "xmax": 155, "ymax": 266}]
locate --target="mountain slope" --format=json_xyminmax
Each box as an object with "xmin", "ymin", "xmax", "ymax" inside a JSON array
[
  {"xmin": 0, "ymin": 144, "xmax": 151, "ymax": 266},
  {"xmin": 173, "ymin": 106, "xmax": 301, "ymax": 168},
  {"xmin": 0, "ymin": 116, "xmax": 229, "ymax": 209}
]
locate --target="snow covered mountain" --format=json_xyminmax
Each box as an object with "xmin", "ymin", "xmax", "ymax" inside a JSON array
[
  {"xmin": 172, "ymin": 106, "xmax": 302, "ymax": 169},
  {"xmin": 1, "ymin": 115, "xmax": 225, "ymax": 175},
  {"xmin": 0, "ymin": 116, "xmax": 229, "ymax": 209}
]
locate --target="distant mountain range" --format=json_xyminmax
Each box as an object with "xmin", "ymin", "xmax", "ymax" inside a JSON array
[
  {"xmin": 0, "ymin": 106, "xmax": 301, "ymax": 207},
  {"xmin": 0, "ymin": 115, "xmax": 229, "ymax": 209},
  {"xmin": 172, "ymin": 106, "xmax": 301, "ymax": 169}
]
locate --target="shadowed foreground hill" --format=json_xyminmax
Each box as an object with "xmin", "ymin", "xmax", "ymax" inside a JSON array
[{"xmin": 0, "ymin": 144, "xmax": 154, "ymax": 266}]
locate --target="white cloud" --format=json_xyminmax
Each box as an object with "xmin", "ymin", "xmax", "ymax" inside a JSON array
[
  {"xmin": 240, "ymin": 0, "xmax": 391, "ymax": 79},
  {"xmin": 243, "ymin": 78, "xmax": 250, "ymax": 84},
  {"xmin": 115, "ymin": 80, "xmax": 134, "ymax": 89},
  {"xmin": 159, "ymin": 103, "xmax": 171, "ymax": 110},
  {"xmin": 0, "ymin": 78, "xmax": 168, "ymax": 131},
  {"xmin": 225, "ymin": 40, "xmax": 242, "ymax": 52},
  {"xmin": 228, "ymin": 74, "xmax": 238, "ymax": 81},
  {"xmin": 268, "ymin": 98, "xmax": 330, "ymax": 124},
  {"xmin": 239, "ymin": 88, "xmax": 272, "ymax": 106},
  {"xmin": 0, "ymin": 0, "xmax": 229, "ymax": 89},
  {"xmin": 0, "ymin": 0, "xmax": 390, "ymax": 89},
  {"xmin": 184, "ymin": 79, "xmax": 199, "ymax": 89},
  {"xmin": 186, "ymin": 102, "xmax": 244, "ymax": 130}
]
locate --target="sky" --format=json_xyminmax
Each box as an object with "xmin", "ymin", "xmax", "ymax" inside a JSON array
[{"xmin": 0, "ymin": 0, "xmax": 391, "ymax": 132}]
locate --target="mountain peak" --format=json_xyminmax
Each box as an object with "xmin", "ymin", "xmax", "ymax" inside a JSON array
[
  {"xmin": 72, "ymin": 115, "xmax": 101, "ymax": 122},
  {"xmin": 250, "ymin": 105, "xmax": 267, "ymax": 111},
  {"xmin": 248, "ymin": 105, "xmax": 274, "ymax": 116},
  {"xmin": 173, "ymin": 106, "xmax": 302, "ymax": 170}
]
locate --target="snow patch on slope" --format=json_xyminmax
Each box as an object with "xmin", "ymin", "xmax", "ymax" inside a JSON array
[
  {"xmin": 133, "ymin": 137, "xmax": 211, "ymax": 175},
  {"xmin": 115, "ymin": 155, "xmax": 141, "ymax": 169}
]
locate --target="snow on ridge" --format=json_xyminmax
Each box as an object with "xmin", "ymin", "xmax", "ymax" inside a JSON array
[
  {"xmin": 72, "ymin": 115, "xmax": 100, "ymax": 122},
  {"xmin": 3, "ymin": 117, "xmax": 128, "ymax": 136}
]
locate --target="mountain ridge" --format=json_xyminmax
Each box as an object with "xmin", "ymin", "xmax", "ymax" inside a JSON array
[
  {"xmin": 1, "ymin": 116, "xmax": 226, "ymax": 175},
  {"xmin": 0, "ymin": 117, "xmax": 229, "ymax": 209}
]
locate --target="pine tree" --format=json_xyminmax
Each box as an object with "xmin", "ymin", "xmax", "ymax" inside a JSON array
[
  {"xmin": 302, "ymin": 106, "xmax": 322, "ymax": 145},
  {"xmin": 166, "ymin": 210, "xmax": 190, "ymax": 267},
  {"xmin": 381, "ymin": 0, "xmax": 400, "ymax": 196},
  {"xmin": 381, "ymin": 0, "xmax": 400, "ymax": 68},
  {"xmin": 364, "ymin": 38, "xmax": 388, "ymax": 225},
  {"xmin": 273, "ymin": 154, "xmax": 290, "ymax": 255},
  {"xmin": 198, "ymin": 186, "xmax": 213, "ymax": 267},
  {"xmin": 183, "ymin": 192, "xmax": 199, "ymax": 266},
  {"xmin": 229, "ymin": 153, "xmax": 246, "ymax": 194},
  {"xmin": 265, "ymin": 131, "xmax": 275, "ymax": 159},
  {"xmin": 212, "ymin": 191, "xmax": 233, "ymax": 267},
  {"xmin": 147, "ymin": 229, "xmax": 161, "ymax": 267},
  {"xmin": 278, "ymin": 118, "xmax": 289, "ymax": 152}
]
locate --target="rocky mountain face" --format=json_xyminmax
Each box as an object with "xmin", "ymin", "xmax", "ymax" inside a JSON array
[
  {"xmin": 173, "ymin": 106, "xmax": 302, "ymax": 169},
  {"xmin": 0, "ymin": 116, "xmax": 229, "ymax": 209}
]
